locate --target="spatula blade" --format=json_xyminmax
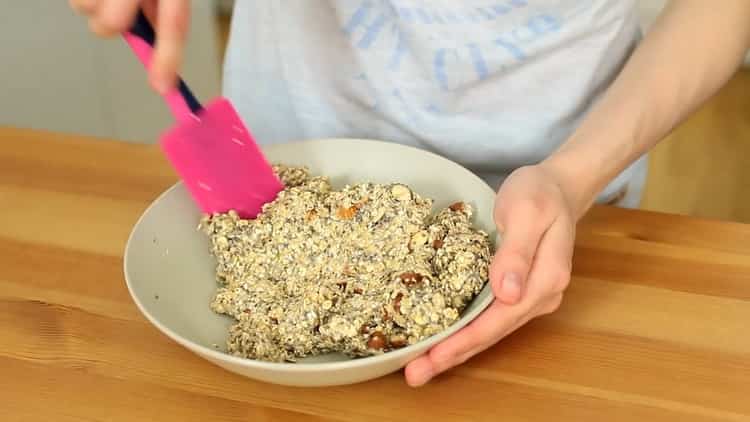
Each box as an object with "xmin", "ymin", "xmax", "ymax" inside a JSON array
[{"xmin": 160, "ymin": 97, "xmax": 283, "ymax": 219}]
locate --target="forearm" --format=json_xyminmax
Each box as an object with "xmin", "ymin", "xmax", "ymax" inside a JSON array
[{"xmin": 542, "ymin": 0, "xmax": 750, "ymax": 218}]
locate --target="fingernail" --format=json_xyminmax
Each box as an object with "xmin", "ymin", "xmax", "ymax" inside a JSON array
[{"xmin": 500, "ymin": 273, "xmax": 522, "ymax": 303}]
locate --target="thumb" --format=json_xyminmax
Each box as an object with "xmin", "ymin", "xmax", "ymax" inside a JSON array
[{"xmin": 490, "ymin": 203, "xmax": 549, "ymax": 304}]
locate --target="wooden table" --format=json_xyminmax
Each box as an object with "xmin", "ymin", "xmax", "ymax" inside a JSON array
[{"xmin": 1, "ymin": 126, "xmax": 749, "ymax": 422}]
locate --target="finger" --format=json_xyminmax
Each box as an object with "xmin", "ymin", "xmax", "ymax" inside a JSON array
[
  {"xmin": 70, "ymin": 0, "xmax": 98, "ymax": 15},
  {"xmin": 523, "ymin": 214, "xmax": 575, "ymax": 301},
  {"xmin": 151, "ymin": 0, "xmax": 190, "ymax": 93},
  {"xmin": 404, "ymin": 299, "xmax": 526, "ymax": 387},
  {"xmin": 90, "ymin": 0, "xmax": 141, "ymax": 37},
  {"xmin": 405, "ymin": 216, "xmax": 575, "ymax": 388},
  {"xmin": 142, "ymin": 0, "xmax": 158, "ymax": 24},
  {"xmin": 491, "ymin": 199, "xmax": 553, "ymax": 304},
  {"xmin": 405, "ymin": 308, "xmax": 535, "ymax": 387}
]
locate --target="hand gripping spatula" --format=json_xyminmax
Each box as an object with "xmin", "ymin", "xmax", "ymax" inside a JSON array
[{"xmin": 123, "ymin": 10, "xmax": 283, "ymax": 219}]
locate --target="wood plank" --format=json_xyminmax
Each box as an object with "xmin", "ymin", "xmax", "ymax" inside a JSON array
[
  {"xmin": 1, "ymin": 278, "xmax": 747, "ymax": 420},
  {"xmin": 580, "ymin": 206, "xmax": 750, "ymax": 254},
  {"xmin": 0, "ymin": 127, "xmax": 176, "ymax": 203},
  {"xmin": 0, "ymin": 185, "xmax": 145, "ymax": 256},
  {"xmin": 0, "ymin": 237, "xmax": 129, "ymax": 303},
  {"xmin": 573, "ymin": 233, "xmax": 750, "ymax": 300},
  {"xmin": 2, "ymin": 125, "xmax": 750, "ymax": 420},
  {"xmin": 0, "ymin": 357, "xmax": 332, "ymax": 422},
  {"xmin": 0, "ymin": 303, "xmax": 739, "ymax": 421}
]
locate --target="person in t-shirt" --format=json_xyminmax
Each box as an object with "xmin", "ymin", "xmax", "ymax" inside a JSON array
[{"xmin": 71, "ymin": 0, "xmax": 750, "ymax": 386}]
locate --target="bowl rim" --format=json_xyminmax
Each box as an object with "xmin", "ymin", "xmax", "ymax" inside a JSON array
[{"xmin": 123, "ymin": 137, "xmax": 497, "ymax": 372}]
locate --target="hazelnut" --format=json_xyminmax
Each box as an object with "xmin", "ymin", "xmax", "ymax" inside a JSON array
[
  {"xmin": 382, "ymin": 307, "xmax": 391, "ymax": 321},
  {"xmin": 367, "ymin": 331, "xmax": 387, "ymax": 350},
  {"xmin": 399, "ymin": 271, "xmax": 424, "ymax": 287},
  {"xmin": 432, "ymin": 238, "xmax": 444, "ymax": 249},
  {"xmin": 449, "ymin": 202, "xmax": 465, "ymax": 212}
]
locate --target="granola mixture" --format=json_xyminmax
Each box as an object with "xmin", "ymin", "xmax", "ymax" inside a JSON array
[{"xmin": 199, "ymin": 165, "xmax": 492, "ymax": 362}]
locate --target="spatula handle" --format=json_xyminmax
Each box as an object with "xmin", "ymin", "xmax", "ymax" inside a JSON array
[{"xmin": 123, "ymin": 10, "xmax": 203, "ymax": 123}]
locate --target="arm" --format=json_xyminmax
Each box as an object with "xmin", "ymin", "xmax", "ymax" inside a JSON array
[
  {"xmin": 405, "ymin": 0, "xmax": 750, "ymax": 387},
  {"xmin": 543, "ymin": 0, "xmax": 750, "ymax": 218}
]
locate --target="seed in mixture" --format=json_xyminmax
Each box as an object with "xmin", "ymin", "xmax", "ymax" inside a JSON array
[{"xmin": 200, "ymin": 165, "xmax": 492, "ymax": 363}]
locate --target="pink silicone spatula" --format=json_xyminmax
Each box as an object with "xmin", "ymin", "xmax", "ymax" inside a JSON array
[{"xmin": 123, "ymin": 10, "xmax": 283, "ymax": 219}]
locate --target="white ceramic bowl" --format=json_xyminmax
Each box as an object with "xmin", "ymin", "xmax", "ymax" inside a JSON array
[{"xmin": 124, "ymin": 139, "xmax": 498, "ymax": 387}]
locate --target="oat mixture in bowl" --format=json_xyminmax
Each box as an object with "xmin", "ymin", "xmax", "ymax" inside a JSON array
[
  {"xmin": 200, "ymin": 165, "xmax": 492, "ymax": 363},
  {"xmin": 124, "ymin": 138, "xmax": 499, "ymax": 386}
]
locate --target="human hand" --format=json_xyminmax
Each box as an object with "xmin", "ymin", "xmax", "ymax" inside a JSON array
[
  {"xmin": 405, "ymin": 164, "xmax": 578, "ymax": 386},
  {"xmin": 69, "ymin": 0, "xmax": 190, "ymax": 93}
]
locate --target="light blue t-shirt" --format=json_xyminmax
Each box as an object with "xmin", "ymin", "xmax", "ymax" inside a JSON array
[{"xmin": 223, "ymin": 0, "xmax": 646, "ymax": 205}]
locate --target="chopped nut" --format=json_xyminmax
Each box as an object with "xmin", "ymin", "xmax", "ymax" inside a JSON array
[
  {"xmin": 393, "ymin": 292, "xmax": 404, "ymax": 314},
  {"xmin": 449, "ymin": 202, "xmax": 465, "ymax": 212},
  {"xmin": 399, "ymin": 271, "xmax": 425, "ymax": 287},
  {"xmin": 336, "ymin": 205, "xmax": 358, "ymax": 220},
  {"xmin": 390, "ymin": 184, "xmax": 412, "ymax": 201},
  {"xmin": 367, "ymin": 332, "xmax": 387, "ymax": 350},
  {"xmin": 201, "ymin": 166, "xmax": 491, "ymax": 362},
  {"xmin": 382, "ymin": 307, "xmax": 391, "ymax": 321}
]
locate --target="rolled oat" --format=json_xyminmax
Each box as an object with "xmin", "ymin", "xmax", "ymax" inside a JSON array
[{"xmin": 199, "ymin": 165, "xmax": 491, "ymax": 362}]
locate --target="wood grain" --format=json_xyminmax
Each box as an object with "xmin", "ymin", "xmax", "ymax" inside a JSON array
[{"xmin": 1, "ymin": 126, "xmax": 749, "ymax": 421}]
